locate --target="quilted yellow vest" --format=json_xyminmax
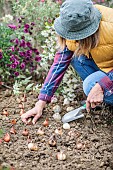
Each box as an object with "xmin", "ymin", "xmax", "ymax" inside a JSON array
[{"xmin": 66, "ymin": 5, "xmax": 113, "ymax": 73}]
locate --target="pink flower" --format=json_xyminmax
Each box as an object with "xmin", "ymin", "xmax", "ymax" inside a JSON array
[
  {"xmin": 24, "ymin": 24, "xmax": 30, "ymax": 29},
  {"xmin": 35, "ymin": 56, "xmax": 41, "ymax": 62},
  {"xmin": 8, "ymin": 24, "xmax": 17, "ymax": 30},
  {"xmin": 10, "ymin": 63, "xmax": 17, "ymax": 69},
  {"xmin": 14, "ymin": 72, "xmax": 19, "ymax": 77},
  {"xmin": 20, "ymin": 63, "xmax": 25, "ymax": 69},
  {"xmin": 10, "ymin": 46, "xmax": 15, "ymax": 52}
]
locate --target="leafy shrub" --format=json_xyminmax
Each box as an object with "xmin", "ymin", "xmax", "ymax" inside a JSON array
[
  {"xmin": 106, "ymin": 0, "xmax": 113, "ymax": 7},
  {"xmin": 40, "ymin": 24, "xmax": 57, "ymax": 70},
  {"xmin": 0, "ymin": 20, "xmax": 41, "ymax": 82},
  {"xmin": 11, "ymin": 0, "xmax": 61, "ymax": 46}
]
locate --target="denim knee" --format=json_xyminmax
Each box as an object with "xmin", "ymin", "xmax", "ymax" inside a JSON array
[
  {"xmin": 83, "ymin": 71, "xmax": 106, "ymax": 96},
  {"xmin": 83, "ymin": 76, "xmax": 96, "ymax": 96}
]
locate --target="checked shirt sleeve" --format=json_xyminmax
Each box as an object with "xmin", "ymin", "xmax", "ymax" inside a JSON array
[
  {"xmin": 38, "ymin": 47, "xmax": 73, "ymax": 102},
  {"xmin": 98, "ymin": 69, "xmax": 113, "ymax": 96}
]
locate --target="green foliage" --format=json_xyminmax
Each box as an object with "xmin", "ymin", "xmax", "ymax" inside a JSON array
[
  {"xmin": 0, "ymin": 24, "xmax": 13, "ymax": 80},
  {"xmin": 0, "ymin": 128, "xmax": 4, "ymax": 138},
  {"xmin": 13, "ymin": 76, "xmax": 41, "ymax": 95},
  {"xmin": 105, "ymin": 0, "xmax": 113, "ymax": 7},
  {"xmin": 0, "ymin": 21, "xmax": 41, "ymax": 83},
  {"xmin": 0, "ymin": 24, "xmax": 13, "ymax": 51},
  {"xmin": 11, "ymin": 0, "xmax": 60, "ymax": 45},
  {"xmin": 0, "ymin": 0, "xmax": 12, "ymax": 18},
  {"xmin": 1, "ymin": 167, "xmax": 10, "ymax": 170},
  {"xmin": 40, "ymin": 24, "xmax": 56, "ymax": 71}
]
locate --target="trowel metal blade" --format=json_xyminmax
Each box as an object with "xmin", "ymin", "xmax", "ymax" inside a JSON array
[{"xmin": 62, "ymin": 105, "xmax": 85, "ymax": 123}]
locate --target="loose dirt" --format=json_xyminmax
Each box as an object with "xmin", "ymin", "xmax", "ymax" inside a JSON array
[{"xmin": 0, "ymin": 87, "xmax": 113, "ymax": 170}]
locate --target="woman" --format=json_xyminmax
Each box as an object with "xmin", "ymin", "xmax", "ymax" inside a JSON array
[{"xmin": 21, "ymin": 0, "xmax": 113, "ymax": 124}]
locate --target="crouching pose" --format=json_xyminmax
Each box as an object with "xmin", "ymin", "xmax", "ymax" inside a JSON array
[{"xmin": 21, "ymin": 0, "xmax": 113, "ymax": 124}]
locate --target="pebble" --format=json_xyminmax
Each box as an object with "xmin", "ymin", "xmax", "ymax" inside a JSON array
[
  {"xmin": 19, "ymin": 162, "xmax": 24, "ymax": 167},
  {"xmin": 95, "ymin": 152, "xmax": 101, "ymax": 159},
  {"xmin": 1, "ymin": 162, "xmax": 10, "ymax": 167},
  {"xmin": 63, "ymin": 98, "xmax": 70, "ymax": 105},
  {"xmin": 53, "ymin": 105, "xmax": 61, "ymax": 113},
  {"xmin": 106, "ymin": 167, "xmax": 112, "ymax": 170},
  {"xmin": 4, "ymin": 89, "xmax": 12, "ymax": 97},
  {"xmin": 51, "ymin": 97, "xmax": 58, "ymax": 103},
  {"xmin": 63, "ymin": 123, "xmax": 70, "ymax": 130},
  {"xmin": 66, "ymin": 106, "xmax": 74, "ymax": 112},
  {"xmin": 53, "ymin": 113, "xmax": 61, "ymax": 121},
  {"xmin": 90, "ymin": 135, "xmax": 99, "ymax": 142},
  {"xmin": 2, "ymin": 116, "xmax": 9, "ymax": 121},
  {"xmin": 100, "ymin": 161, "xmax": 105, "ymax": 167}
]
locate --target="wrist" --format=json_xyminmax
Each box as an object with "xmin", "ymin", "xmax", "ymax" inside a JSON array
[
  {"xmin": 35, "ymin": 100, "xmax": 46, "ymax": 108},
  {"xmin": 96, "ymin": 83, "xmax": 103, "ymax": 92}
]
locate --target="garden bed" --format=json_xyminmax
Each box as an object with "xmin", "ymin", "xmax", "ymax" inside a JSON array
[{"xmin": 0, "ymin": 87, "xmax": 113, "ymax": 170}]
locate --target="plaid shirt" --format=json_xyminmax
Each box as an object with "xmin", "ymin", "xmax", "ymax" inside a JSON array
[
  {"xmin": 93, "ymin": 0, "xmax": 105, "ymax": 3},
  {"xmin": 38, "ymin": 47, "xmax": 113, "ymax": 102}
]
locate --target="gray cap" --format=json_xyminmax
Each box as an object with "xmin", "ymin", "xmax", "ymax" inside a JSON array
[{"xmin": 54, "ymin": 0, "xmax": 102, "ymax": 40}]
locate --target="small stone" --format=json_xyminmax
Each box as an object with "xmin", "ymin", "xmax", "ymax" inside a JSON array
[
  {"xmin": 51, "ymin": 97, "xmax": 58, "ymax": 103},
  {"xmin": 90, "ymin": 135, "xmax": 99, "ymax": 142},
  {"xmin": 106, "ymin": 167, "xmax": 112, "ymax": 170},
  {"xmin": 104, "ymin": 124, "xmax": 108, "ymax": 128},
  {"xmin": 100, "ymin": 162, "xmax": 105, "ymax": 167},
  {"xmin": 66, "ymin": 106, "xmax": 74, "ymax": 112},
  {"xmin": 73, "ymin": 84, "xmax": 78, "ymax": 89},
  {"xmin": 63, "ymin": 98, "xmax": 70, "ymax": 105},
  {"xmin": 1, "ymin": 162, "xmax": 10, "ymax": 168},
  {"xmin": 55, "ymin": 128, "xmax": 63, "ymax": 135},
  {"xmin": 53, "ymin": 113, "xmax": 61, "ymax": 121},
  {"xmin": 2, "ymin": 116, "xmax": 9, "ymax": 121},
  {"xmin": 19, "ymin": 162, "xmax": 24, "ymax": 167},
  {"xmin": 67, "ymin": 147, "xmax": 72, "ymax": 151},
  {"xmin": 28, "ymin": 143, "xmax": 38, "ymax": 151},
  {"xmin": 95, "ymin": 152, "xmax": 101, "ymax": 159},
  {"xmin": 63, "ymin": 123, "xmax": 70, "ymax": 130},
  {"xmin": 76, "ymin": 142, "xmax": 83, "ymax": 149},
  {"xmin": 56, "ymin": 151, "xmax": 66, "ymax": 161},
  {"xmin": 4, "ymin": 89, "xmax": 12, "ymax": 97},
  {"xmin": 53, "ymin": 105, "xmax": 61, "ymax": 113}
]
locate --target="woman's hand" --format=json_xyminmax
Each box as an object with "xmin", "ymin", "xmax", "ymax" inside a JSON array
[
  {"xmin": 86, "ymin": 83, "xmax": 104, "ymax": 112},
  {"xmin": 21, "ymin": 100, "xmax": 46, "ymax": 124}
]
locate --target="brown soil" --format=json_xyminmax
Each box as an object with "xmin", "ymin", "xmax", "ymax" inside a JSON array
[{"xmin": 0, "ymin": 87, "xmax": 113, "ymax": 170}]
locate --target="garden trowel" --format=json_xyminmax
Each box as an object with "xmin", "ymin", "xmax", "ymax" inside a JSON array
[{"xmin": 62, "ymin": 104, "xmax": 86, "ymax": 123}]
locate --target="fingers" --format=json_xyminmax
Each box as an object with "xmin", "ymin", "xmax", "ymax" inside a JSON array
[
  {"xmin": 86, "ymin": 99, "xmax": 102, "ymax": 112},
  {"xmin": 86, "ymin": 100, "xmax": 91, "ymax": 113},
  {"xmin": 21, "ymin": 108, "xmax": 36, "ymax": 124},
  {"xmin": 32, "ymin": 112, "xmax": 42, "ymax": 125},
  {"xmin": 91, "ymin": 102, "xmax": 97, "ymax": 108},
  {"xmin": 21, "ymin": 106, "xmax": 43, "ymax": 124}
]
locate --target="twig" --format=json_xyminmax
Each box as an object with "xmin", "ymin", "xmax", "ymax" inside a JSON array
[
  {"xmin": 0, "ymin": 106, "xmax": 20, "ymax": 109},
  {"xmin": 1, "ymin": 84, "xmax": 13, "ymax": 89}
]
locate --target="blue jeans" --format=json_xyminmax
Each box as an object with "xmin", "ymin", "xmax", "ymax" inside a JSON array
[{"xmin": 71, "ymin": 55, "xmax": 113, "ymax": 105}]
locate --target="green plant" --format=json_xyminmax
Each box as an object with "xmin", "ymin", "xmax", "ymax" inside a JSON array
[
  {"xmin": 105, "ymin": 0, "xmax": 113, "ymax": 7},
  {"xmin": 0, "ymin": 129, "xmax": 4, "ymax": 138},
  {"xmin": 40, "ymin": 24, "xmax": 57, "ymax": 70},
  {"xmin": 0, "ymin": 20, "xmax": 41, "ymax": 83},
  {"xmin": 13, "ymin": 76, "xmax": 41, "ymax": 95},
  {"xmin": 1, "ymin": 167, "xmax": 10, "ymax": 170},
  {"xmin": 12, "ymin": 0, "xmax": 60, "ymax": 46},
  {"xmin": 0, "ymin": 24, "xmax": 13, "ymax": 81}
]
